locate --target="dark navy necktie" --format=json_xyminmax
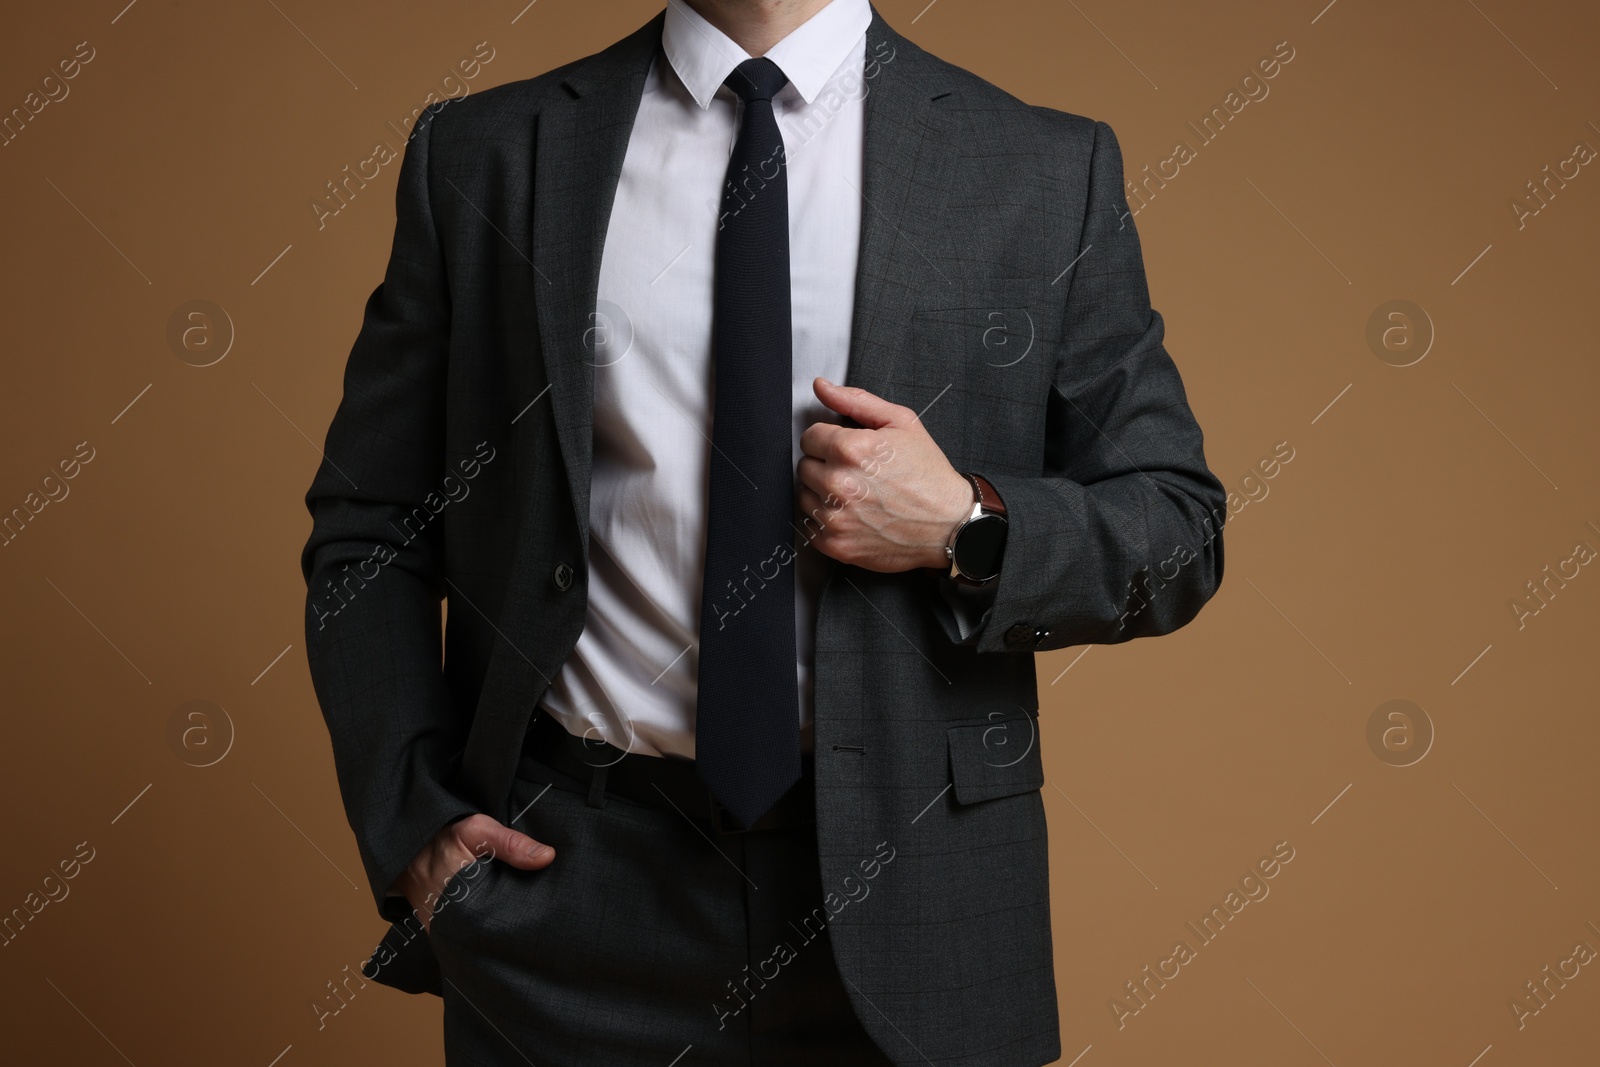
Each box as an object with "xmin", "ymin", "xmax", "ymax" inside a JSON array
[{"xmin": 695, "ymin": 57, "xmax": 800, "ymax": 830}]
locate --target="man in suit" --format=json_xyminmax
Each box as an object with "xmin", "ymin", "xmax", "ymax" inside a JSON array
[{"xmin": 301, "ymin": 1, "xmax": 1226, "ymax": 1064}]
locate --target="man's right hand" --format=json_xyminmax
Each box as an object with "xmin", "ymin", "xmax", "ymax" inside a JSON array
[{"xmin": 392, "ymin": 813, "xmax": 556, "ymax": 933}]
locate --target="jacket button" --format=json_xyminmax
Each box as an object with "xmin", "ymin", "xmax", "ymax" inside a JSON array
[
  {"xmin": 1003, "ymin": 623, "xmax": 1034, "ymax": 647},
  {"xmin": 553, "ymin": 562, "xmax": 574, "ymax": 591}
]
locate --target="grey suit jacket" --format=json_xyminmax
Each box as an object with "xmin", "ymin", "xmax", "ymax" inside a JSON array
[{"xmin": 301, "ymin": 6, "xmax": 1226, "ymax": 1065}]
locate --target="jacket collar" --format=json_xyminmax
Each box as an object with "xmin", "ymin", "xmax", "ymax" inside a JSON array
[{"xmin": 661, "ymin": 0, "xmax": 873, "ymax": 108}]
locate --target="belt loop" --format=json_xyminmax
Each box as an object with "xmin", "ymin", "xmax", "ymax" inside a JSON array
[{"xmin": 586, "ymin": 762, "xmax": 609, "ymax": 808}]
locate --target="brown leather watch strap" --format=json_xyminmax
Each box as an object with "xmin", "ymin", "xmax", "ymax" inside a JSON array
[{"xmin": 970, "ymin": 474, "xmax": 1006, "ymax": 517}]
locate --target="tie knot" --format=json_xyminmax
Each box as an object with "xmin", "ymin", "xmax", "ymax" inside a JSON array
[{"xmin": 723, "ymin": 57, "xmax": 788, "ymax": 104}]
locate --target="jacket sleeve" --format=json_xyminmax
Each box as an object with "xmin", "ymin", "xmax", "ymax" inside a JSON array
[
  {"xmin": 300, "ymin": 101, "xmax": 478, "ymax": 922},
  {"xmin": 945, "ymin": 119, "xmax": 1227, "ymax": 653}
]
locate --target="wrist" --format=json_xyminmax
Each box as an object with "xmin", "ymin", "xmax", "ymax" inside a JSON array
[
  {"xmin": 925, "ymin": 471, "xmax": 975, "ymax": 569},
  {"xmin": 943, "ymin": 472, "xmax": 1008, "ymax": 585}
]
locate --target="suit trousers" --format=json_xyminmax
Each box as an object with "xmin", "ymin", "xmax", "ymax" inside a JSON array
[{"xmin": 426, "ymin": 728, "xmax": 896, "ymax": 1066}]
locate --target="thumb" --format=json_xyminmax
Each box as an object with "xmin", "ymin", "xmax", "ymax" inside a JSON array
[
  {"xmin": 814, "ymin": 377, "xmax": 906, "ymax": 430},
  {"xmin": 457, "ymin": 814, "xmax": 555, "ymax": 871}
]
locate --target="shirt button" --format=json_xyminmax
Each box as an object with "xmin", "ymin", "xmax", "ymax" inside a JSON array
[
  {"xmin": 553, "ymin": 562, "xmax": 574, "ymax": 591},
  {"xmin": 1003, "ymin": 623, "xmax": 1034, "ymax": 647}
]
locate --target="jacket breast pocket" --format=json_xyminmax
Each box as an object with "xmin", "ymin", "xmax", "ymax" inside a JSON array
[{"xmin": 946, "ymin": 710, "xmax": 1043, "ymax": 804}]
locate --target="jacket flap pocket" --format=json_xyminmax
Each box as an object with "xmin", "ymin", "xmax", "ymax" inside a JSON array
[{"xmin": 947, "ymin": 713, "xmax": 1043, "ymax": 804}]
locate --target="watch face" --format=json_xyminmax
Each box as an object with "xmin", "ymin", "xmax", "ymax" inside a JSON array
[{"xmin": 953, "ymin": 514, "xmax": 1008, "ymax": 582}]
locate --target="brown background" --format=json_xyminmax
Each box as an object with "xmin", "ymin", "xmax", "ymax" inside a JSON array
[{"xmin": 2, "ymin": 0, "xmax": 1597, "ymax": 1063}]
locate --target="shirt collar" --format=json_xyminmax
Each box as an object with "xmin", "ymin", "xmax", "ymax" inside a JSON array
[{"xmin": 662, "ymin": 0, "xmax": 871, "ymax": 108}]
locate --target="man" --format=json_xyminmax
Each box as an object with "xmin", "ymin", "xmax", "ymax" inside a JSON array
[{"xmin": 300, "ymin": 0, "xmax": 1226, "ymax": 1064}]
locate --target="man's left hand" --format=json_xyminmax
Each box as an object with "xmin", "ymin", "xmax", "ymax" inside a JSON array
[{"xmin": 797, "ymin": 377, "xmax": 974, "ymax": 573}]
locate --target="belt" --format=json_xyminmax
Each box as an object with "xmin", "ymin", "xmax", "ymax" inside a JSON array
[{"xmin": 518, "ymin": 709, "xmax": 816, "ymax": 834}]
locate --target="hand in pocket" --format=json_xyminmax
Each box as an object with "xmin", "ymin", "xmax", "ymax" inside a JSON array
[{"xmin": 392, "ymin": 813, "xmax": 556, "ymax": 932}]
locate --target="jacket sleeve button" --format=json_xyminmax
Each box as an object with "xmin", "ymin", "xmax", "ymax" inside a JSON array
[
  {"xmin": 553, "ymin": 562, "xmax": 574, "ymax": 591},
  {"xmin": 1003, "ymin": 623, "xmax": 1034, "ymax": 647}
]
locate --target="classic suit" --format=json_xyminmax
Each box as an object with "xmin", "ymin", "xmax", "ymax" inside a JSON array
[{"xmin": 301, "ymin": 6, "xmax": 1227, "ymax": 1066}]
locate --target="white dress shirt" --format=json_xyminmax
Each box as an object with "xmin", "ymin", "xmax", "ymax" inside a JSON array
[{"xmin": 540, "ymin": 0, "xmax": 873, "ymax": 759}]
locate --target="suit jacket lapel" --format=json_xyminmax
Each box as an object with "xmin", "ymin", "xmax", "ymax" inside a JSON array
[
  {"xmin": 531, "ymin": 14, "xmax": 663, "ymax": 562},
  {"xmin": 815, "ymin": 8, "xmax": 961, "ymax": 645},
  {"xmin": 843, "ymin": 6, "xmax": 961, "ymax": 401},
  {"xmin": 463, "ymin": 16, "xmax": 660, "ymax": 811}
]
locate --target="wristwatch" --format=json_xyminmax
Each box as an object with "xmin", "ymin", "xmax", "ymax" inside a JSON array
[{"xmin": 945, "ymin": 473, "xmax": 1008, "ymax": 586}]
